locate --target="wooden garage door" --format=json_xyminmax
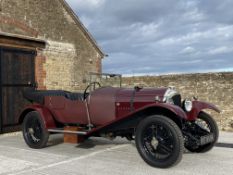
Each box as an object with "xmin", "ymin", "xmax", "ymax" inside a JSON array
[{"xmin": 0, "ymin": 47, "xmax": 36, "ymax": 133}]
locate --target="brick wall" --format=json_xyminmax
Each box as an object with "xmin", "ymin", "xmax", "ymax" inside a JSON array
[
  {"xmin": 35, "ymin": 50, "xmax": 46, "ymax": 90},
  {"xmin": 122, "ymin": 72, "xmax": 233, "ymax": 131}
]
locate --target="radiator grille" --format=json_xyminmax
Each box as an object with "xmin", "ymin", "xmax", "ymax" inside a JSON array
[{"xmin": 172, "ymin": 94, "xmax": 182, "ymax": 107}]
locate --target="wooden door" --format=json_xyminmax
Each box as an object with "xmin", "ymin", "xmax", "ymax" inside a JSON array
[{"xmin": 0, "ymin": 47, "xmax": 36, "ymax": 133}]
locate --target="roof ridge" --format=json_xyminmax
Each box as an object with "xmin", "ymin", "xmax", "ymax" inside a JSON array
[{"xmin": 59, "ymin": 0, "xmax": 105, "ymax": 57}]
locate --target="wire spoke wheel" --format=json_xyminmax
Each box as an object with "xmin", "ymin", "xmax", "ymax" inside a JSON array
[
  {"xmin": 25, "ymin": 117, "xmax": 42, "ymax": 143},
  {"xmin": 135, "ymin": 115, "xmax": 183, "ymax": 168},
  {"xmin": 195, "ymin": 118, "xmax": 211, "ymax": 133},
  {"xmin": 185, "ymin": 112, "xmax": 219, "ymax": 153},
  {"xmin": 142, "ymin": 124, "xmax": 174, "ymax": 160},
  {"xmin": 23, "ymin": 111, "xmax": 49, "ymax": 149}
]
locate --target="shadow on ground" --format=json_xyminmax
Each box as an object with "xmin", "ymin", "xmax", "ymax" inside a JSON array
[
  {"xmin": 46, "ymin": 133, "xmax": 233, "ymax": 150},
  {"xmin": 76, "ymin": 137, "xmax": 130, "ymax": 149},
  {"xmin": 47, "ymin": 134, "xmax": 131, "ymax": 149},
  {"xmin": 215, "ymin": 142, "xmax": 233, "ymax": 148}
]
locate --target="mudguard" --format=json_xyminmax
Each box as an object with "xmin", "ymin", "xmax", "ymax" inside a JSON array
[
  {"xmin": 187, "ymin": 100, "xmax": 221, "ymax": 121},
  {"xmin": 138, "ymin": 103, "xmax": 188, "ymax": 120},
  {"xmin": 88, "ymin": 103, "xmax": 188, "ymax": 135},
  {"xmin": 19, "ymin": 104, "xmax": 56, "ymax": 129}
]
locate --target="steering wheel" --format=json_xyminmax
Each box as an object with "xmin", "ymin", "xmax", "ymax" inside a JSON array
[{"xmin": 83, "ymin": 82, "xmax": 101, "ymax": 100}]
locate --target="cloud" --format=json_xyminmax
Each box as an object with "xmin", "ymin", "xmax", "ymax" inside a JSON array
[
  {"xmin": 67, "ymin": 0, "xmax": 105, "ymax": 8},
  {"xmin": 197, "ymin": 0, "xmax": 233, "ymax": 24},
  {"xmin": 208, "ymin": 46, "xmax": 233, "ymax": 55},
  {"xmin": 66, "ymin": 0, "xmax": 233, "ymax": 75},
  {"xmin": 180, "ymin": 46, "xmax": 196, "ymax": 54}
]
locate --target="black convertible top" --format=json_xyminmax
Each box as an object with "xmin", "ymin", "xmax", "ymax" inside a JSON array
[{"xmin": 23, "ymin": 89, "xmax": 84, "ymax": 104}]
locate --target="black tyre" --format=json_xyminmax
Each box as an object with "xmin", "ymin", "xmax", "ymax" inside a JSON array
[
  {"xmin": 135, "ymin": 115, "xmax": 184, "ymax": 168},
  {"xmin": 186, "ymin": 112, "xmax": 219, "ymax": 153},
  {"xmin": 22, "ymin": 111, "xmax": 49, "ymax": 149}
]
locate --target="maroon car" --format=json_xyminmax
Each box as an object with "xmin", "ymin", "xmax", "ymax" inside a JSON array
[{"xmin": 20, "ymin": 73, "xmax": 220, "ymax": 168}]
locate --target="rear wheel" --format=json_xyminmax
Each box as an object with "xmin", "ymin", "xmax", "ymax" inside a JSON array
[
  {"xmin": 22, "ymin": 111, "xmax": 49, "ymax": 149},
  {"xmin": 185, "ymin": 112, "xmax": 219, "ymax": 153},
  {"xmin": 135, "ymin": 115, "xmax": 184, "ymax": 168}
]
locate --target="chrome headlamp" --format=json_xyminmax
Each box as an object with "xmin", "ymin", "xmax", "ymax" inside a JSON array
[{"xmin": 183, "ymin": 99, "xmax": 193, "ymax": 112}]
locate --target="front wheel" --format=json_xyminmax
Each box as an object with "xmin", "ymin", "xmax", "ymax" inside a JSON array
[
  {"xmin": 22, "ymin": 111, "xmax": 49, "ymax": 149},
  {"xmin": 135, "ymin": 115, "xmax": 184, "ymax": 168},
  {"xmin": 185, "ymin": 112, "xmax": 219, "ymax": 153}
]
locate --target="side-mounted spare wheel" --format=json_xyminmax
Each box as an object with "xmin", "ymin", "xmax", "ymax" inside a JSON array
[
  {"xmin": 22, "ymin": 111, "xmax": 49, "ymax": 149},
  {"xmin": 135, "ymin": 115, "xmax": 184, "ymax": 168}
]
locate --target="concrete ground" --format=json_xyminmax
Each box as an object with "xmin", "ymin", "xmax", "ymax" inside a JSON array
[{"xmin": 0, "ymin": 132, "xmax": 232, "ymax": 175}]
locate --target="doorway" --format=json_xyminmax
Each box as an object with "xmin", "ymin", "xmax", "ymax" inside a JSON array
[{"xmin": 0, "ymin": 47, "xmax": 36, "ymax": 133}]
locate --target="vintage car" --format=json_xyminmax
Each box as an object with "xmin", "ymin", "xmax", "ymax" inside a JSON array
[{"xmin": 20, "ymin": 73, "xmax": 220, "ymax": 168}]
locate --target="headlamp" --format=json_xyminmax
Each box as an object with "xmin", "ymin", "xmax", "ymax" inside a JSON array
[{"xmin": 184, "ymin": 99, "xmax": 192, "ymax": 112}]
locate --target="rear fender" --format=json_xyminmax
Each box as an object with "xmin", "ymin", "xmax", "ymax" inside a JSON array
[
  {"xmin": 19, "ymin": 104, "xmax": 56, "ymax": 129},
  {"xmin": 187, "ymin": 101, "xmax": 221, "ymax": 121}
]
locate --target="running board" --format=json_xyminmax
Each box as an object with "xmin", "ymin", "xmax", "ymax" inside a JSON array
[{"xmin": 48, "ymin": 129, "xmax": 87, "ymax": 135}]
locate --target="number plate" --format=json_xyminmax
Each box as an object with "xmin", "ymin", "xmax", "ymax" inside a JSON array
[{"xmin": 200, "ymin": 134, "xmax": 214, "ymax": 145}]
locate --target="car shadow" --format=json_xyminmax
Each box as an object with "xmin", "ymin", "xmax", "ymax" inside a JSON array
[
  {"xmin": 46, "ymin": 134, "xmax": 132, "ymax": 148},
  {"xmin": 76, "ymin": 137, "xmax": 130, "ymax": 149},
  {"xmin": 183, "ymin": 142, "xmax": 233, "ymax": 154},
  {"xmin": 47, "ymin": 134, "xmax": 64, "ymax": 147},
  {"xmin": 46, "ymin": 135, "xmax": 233, "ymax": 151},
  {"xmin": 215, "ymin": 142, "xmax": 233, "ymax": 148}
]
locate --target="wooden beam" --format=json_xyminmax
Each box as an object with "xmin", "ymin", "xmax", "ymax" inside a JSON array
[{"xmin": 0, "ymin": 33, "xmax": 46, "ymax": 49}]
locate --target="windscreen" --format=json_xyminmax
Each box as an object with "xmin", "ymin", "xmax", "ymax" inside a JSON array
[{"xmin": 88, "ymin": 73, "xmax": 122, "ymax": 88}]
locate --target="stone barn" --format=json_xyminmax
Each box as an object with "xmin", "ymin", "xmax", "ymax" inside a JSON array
[{"xmin": 0, "ymin": 0, "xmax": 104, "ymax": 132}]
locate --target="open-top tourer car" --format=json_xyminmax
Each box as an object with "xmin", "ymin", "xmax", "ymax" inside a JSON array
[{"xmin": 20, "ymin": 73, "xmax": 220, "ymax": 168}]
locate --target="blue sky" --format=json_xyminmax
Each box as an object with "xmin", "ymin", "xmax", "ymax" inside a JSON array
[{"xmin": 66, "ymin": 0, "xmax": 233, "ymax": 75}]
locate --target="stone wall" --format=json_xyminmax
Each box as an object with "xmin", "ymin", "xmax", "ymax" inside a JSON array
[
  {"xmin": 0, "ymin": 0, "xmax": 103, "ymax": 91},
  {"xmin": 122, "ymin": 72, "xmax": 233, "ymax": 131},
  {"xmin": 43, "ymin": 40, "xmax": 77, "ymax": 91}
]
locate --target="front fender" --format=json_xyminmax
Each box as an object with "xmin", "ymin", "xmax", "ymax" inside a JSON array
[
  {"xmin": 187, "ymin": 101, "xmax": 221, "ymax": 121},
  {"xmin": 88, "ymin": 103, "xmax": 188, "ymax": 135},
  {"xmin": 133, "ymin": 103, "xmax": 188, "ymax": 120},
  {"xmin": 19, "ymin": 104, "xmax": 56, "ymax": 129}
]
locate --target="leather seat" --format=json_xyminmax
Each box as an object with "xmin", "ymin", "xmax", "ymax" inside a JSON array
[{"xmin": 64, "ymin": 92, "xmax": 84, "ymax": 101}]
